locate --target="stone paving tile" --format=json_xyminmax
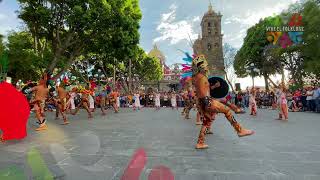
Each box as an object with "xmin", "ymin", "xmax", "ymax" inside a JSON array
[
  {"xmin": 305, "ymin": 175, "xmax": 320, "ymax": 180},
  {"xmin": 262, "ymin": 160, "xmax": 320, "ymax": 175},
  {"xmin": 175, "ymin": 171, "xmax": 265, "ymax": 180},
  {"xmin": 0, "ymin": 108, "xmax": 320, "ymax": 179},
  {"xmin": 262, "ymin": 174, "xmax": 305, "ymax": 180}
]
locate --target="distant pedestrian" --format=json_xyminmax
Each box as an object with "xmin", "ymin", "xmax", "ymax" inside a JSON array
[{"xmin": 249, "ymin": 88, "xmax": 257, "ymax": 116}]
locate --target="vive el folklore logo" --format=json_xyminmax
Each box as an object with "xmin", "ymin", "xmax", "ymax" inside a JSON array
[{"xmin": 266, "ymin": 13, "xmax": 304, "ymax": 48}]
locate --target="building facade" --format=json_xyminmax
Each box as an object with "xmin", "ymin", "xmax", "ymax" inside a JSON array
[
  {"xmin": 193, "ymin": 4, "xmax": 225, "ymax": 77},
  {"xmin": 143, "ymin": 44, "xmax": 179, "ymax": 92}
]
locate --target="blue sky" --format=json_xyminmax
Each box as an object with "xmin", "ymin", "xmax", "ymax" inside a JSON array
[
  {"xmin": 0, "ymin": 0, "xmax": 297, "ymax": 87},
  {"xmin": 139, "ymin": 0, "xmax": 297, "ymax": 66}
]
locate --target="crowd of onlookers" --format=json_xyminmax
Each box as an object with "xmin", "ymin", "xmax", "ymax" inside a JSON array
[
  {"xmin": 117, "ymin": 91, "xmax": 185, "ymax": 108},
  {"xmin": 65, "ymin": 86, "xmax": 320, "ymax": 113},
  {"xmin": 16, "ymin": 78, "xmax": 320, "ymax": 114},
  {"xmin": 226, "ymin": 86, "xmax": 320, "ymax": 113}
]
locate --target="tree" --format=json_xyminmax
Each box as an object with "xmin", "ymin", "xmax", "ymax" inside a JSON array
[
  {"xmin": 234, "ymin": 19, "xmax": 275, "ymax": 90},
  {"xmin": 6, "ymin": 31, "xmax": 52, "ymax": 81},
  {"xmin": 0, "ymin": 34, "xmax": 4, "ymax": 55},
  {"xmin": 272, "ymin": 45, "xmax": 305, "ymax": 88},
  {"xmin": 234, "ymin": 15, "xmax": 299, "ymax": 91},
  {"xmin": 301, "ymin": 0, "xmax": 320, "ymax": 79},
  {"xmin": 115, "ymin": 47, "xmax": 162, "ymax": 92},
  {"xmin": 17, "ymin": 0, "xmax": 142, "ymax": 79},
  {"xmin": 223, "ymin": 43, "xmax": 237, "ymax": 92},
  {"xmin": 0, "ymin": 34, "xmax": 8, "ymax": 81}
]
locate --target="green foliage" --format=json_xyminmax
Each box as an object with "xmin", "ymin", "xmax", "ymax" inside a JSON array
[
  {"xmin": 0, "ymin": 52, "xmax": 8, "ymax": 73},
  {"xmin": 17, "ymin": 0, "xmax": 142, "ymax": 77},
  {"xmin": 0, "ymin": 34, "xmax": 4, "ymax": 55},
  {"xmin": 302, "ymin": 0, "xmax": 320, "ymax": 77},
  {"xmin": 134, "ymin": 52, "xmax": 163, "ymax": 81},
  {"xmin": 235, "ymin": 0, "xmax": 320, "ymax": 88},
  {"xmin": 234, "ymin": 19, "xmax": 271, "ymax": 78},
  {"xmin": 119, "ymin": 46, "xmax": 163, "ymax": 82},
  {"xmin": 6, "ymin": 31, "xmax": 52, "ymax": 81}
]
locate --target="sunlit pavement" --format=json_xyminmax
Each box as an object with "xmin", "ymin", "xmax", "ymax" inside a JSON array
[{"xmin": 1, "ymin": 108, "xmax": 320, "ymax": 180}]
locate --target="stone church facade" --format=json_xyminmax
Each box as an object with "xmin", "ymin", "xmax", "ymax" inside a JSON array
[
  {"xmin": 193, "ymin": 4, "xmax": 225, "ymax": 77},
  {"xmin": 142, "ymin": 44, "xmax": 179, "ymax": 92}
]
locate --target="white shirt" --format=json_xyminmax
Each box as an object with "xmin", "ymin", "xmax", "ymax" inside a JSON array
[{"xmin": 306, "ymin": 90, "xmax": 313, "ymax": 100}]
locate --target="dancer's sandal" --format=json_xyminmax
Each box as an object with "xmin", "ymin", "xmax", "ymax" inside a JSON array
[
  {"xmin": 61, "ymin": 121, "xmax": 70, "ymax": 125},
  {"xmin": 206, "ymin": 129, "xmax": 213, "ymax": 135},
  {"xmin": 36, "ymin": 124, "xmax": 48, "ymax": 131},
  {"xmin": 195, "ymin": 143, "xmax": 209, "ymax": 149},
  {"xmin": 236, "ymin": 110, "xmax": 246, "ymax": 114},
  {"xmin": 238, "ymin": 129, "xmax": 255, "ymax": 137}
]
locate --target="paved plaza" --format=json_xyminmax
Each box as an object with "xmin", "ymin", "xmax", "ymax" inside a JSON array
[{"xmin": 0, "ymin": 108, "xmax": 320, "ymax": 180}]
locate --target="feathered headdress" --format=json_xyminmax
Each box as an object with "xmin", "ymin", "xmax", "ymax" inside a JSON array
[
  {"xmin": 180, "ymin": 52, "xmax": 194, "ymax": 79},
  {"xmin": 179, "ymin": 51, "xmax": 210, "ymax": 89},
  {"xmin": 179, "ymin": 52, "xmax": 195, "ymax": 88}
]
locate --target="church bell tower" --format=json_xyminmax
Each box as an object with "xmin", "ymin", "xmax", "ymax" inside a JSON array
[{"xmin": 193, "ymin": 2, "xmax": 225, "ymax": 77}]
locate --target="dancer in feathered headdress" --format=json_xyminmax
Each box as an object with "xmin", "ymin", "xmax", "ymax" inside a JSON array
[
  {"xmin": 179, "ymin": 52, "xmax": 255, "ymax": 149},
  {"xmin": 72, "ymin": 85, "xmax": 93, "ymax": 119},
  {"xmin": 55, "ymin": 81, "xmax": 70, "ymax": 125}
]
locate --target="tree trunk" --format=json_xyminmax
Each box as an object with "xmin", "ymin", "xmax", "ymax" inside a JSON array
[
  {"xmin": 100, "ymin": 60, "xmax": 108, "ymax": 76},
  {"xmin": 263, "ymin": 73, "xmax": 269, "ymax": 92},
  {"xmin": 70, "ymin": 67, "xmax": 88, "ymax": 83},
  {"xmin": 120, "ymin": 78, "xmax": 128, "ymax": 93},
  {"xmin": 129, "ymin": 58, "xmax": 132, "ymax": 92},
  {"xmin": 268, "ymin": 77, "xmax": 278, "ymax": 88},
  {"xmin": 281, "ymin": 68, "xmax": 285, "ymax": 86},
  {"xmin": 48, "ymin": 50, "xmax": 62, "ymax": 73},
  {"xmin": 52, "ymin": 51, "xmax": 78, "ymax": 80},
  {"xmin": 113, "ymin": 64, "xmax": 116, "ymax": 88},
  {"xmin": 225, "ymin": 73, "xmax": 235, "ymax": 92}
]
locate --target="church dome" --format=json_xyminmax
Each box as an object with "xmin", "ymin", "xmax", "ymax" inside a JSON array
[{"xmin": 148, "ymin": 44, "xmax": 165, "ymax": 65}]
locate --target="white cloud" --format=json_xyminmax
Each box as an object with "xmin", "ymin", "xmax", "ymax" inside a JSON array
[
  {"xmin": 226, "ymin": 0, "xmax": 298, "ymax": 27},
  {"xmin": 0, "ymin": 14, "xmax": 7, "ymax": 20},
  {"xmin": 153, "ymin": 4, "xmax": 199, "ymax": 45},
  {"xmin": 223, "ymin": 0, "xmax": 298, "ymax": 48},
  {"xmin": 161, "ymin": 4, "xmax": 177, "ymax": 22},
  {"xmin": 224, "ymin": 20, "xmax": 232, "ymax": 25},
  {"xmin": 192, "ymin": 16, "xmax": 200, "ymax": 22}
]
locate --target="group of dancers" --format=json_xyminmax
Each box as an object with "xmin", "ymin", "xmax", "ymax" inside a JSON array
[
  {"xmin": 2, "ymin": 53, "xmax": 291, "ymax": 150},
  {"xmin": 26, "ymin": 75, "xmax": 184, "ymax": 132},
  {"xmin": 26, "ymin": 74, "xmax": 121, "ymax": 131},
  {"xmin": 24, "ymin": 60, "xmax": 256, "ymax": 149},
  {"xmin": 248, "ymin": 86, "xmax": 289, "ymax": 120}
]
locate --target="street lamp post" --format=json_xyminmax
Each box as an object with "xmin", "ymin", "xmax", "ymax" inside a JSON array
[{"xmin": 246, "ymin": 63, "xmax": 260, "ymax": 87}]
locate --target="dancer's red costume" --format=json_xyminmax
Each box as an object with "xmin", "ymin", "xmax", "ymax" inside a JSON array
[
  {"xmin": 109, "ymin": 90, "xmax": 119, "ymax": 113},
  {"xmin": 0, "ymin": 82, "xmax": 30, "ymax": 142},
  {"xmin": 72, "ymin": 88, "xmax": 93, "ymax": 118},
  {"xmin": 192, "ymin": 55, "xmax": 254, "ymax": 149}
]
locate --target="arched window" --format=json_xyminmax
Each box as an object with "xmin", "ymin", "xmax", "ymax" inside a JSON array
[
  {"xmin": 208, "ymin": 22, "xmax": 211, "ymax": 27},
  {"xmin": 208, "ymin": 43, "xmax": 212, "ymax": 50}
]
